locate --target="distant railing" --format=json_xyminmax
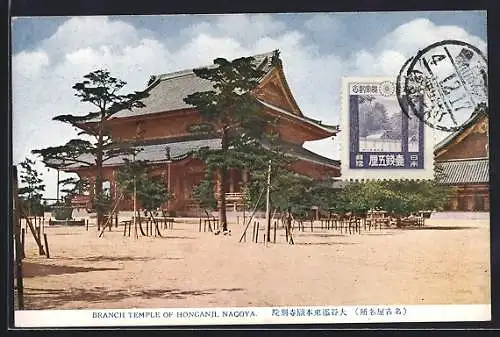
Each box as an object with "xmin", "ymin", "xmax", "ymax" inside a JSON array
[
  {"xmin": 225, "ymin": 192, "xmax": 244, "ymax": 201},
  {"xmin": 70, "ymin": 194, "xmax": 92, "ymax": 209}
]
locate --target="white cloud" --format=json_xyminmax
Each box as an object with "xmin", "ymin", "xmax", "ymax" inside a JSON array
[
  {"xmin": 43, "ymin": 16, "xmax": 143, "ymax": 59},
  {"xmin": 378, "ymin": 18, "xmax": 487, "ymax": 56},
  {"xmin": 12, "ymin": 50, "xmax": 50, "ymax": 77},
  {"xmin": 12, "ymin": 14, "xmax": 487, "ymax": 198},
  {"xmin": 183, "ymin": 14, "xmax": 287, "ymax": 47},
  {"xmin": 304, "ymin": 13, "xmax": 340, "ymax": 34}
]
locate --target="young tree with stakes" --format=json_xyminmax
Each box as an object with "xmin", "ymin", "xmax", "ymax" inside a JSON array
[
  {"xmin": 184, "ymin": 51, "xmax": 283, "ymax": 232},
  {"xmin": 32, "ymin": 70, "xmax": 149, "ymax": 230},
  {"xmin": 115, "ymin": 158, "xmax": 170, "ymax": 237},
  {"xmin": 18, "ymin": 157, "xmax": 46, "ymax": 216},
  {"xmin": 59, "ymin": 177, "xmax": 90, "ymax": 203}
]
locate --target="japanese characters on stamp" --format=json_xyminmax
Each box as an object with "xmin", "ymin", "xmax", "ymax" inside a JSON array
[{"xmin": 340, "ymin": 77, "xmax": 434, "ymax": 180}]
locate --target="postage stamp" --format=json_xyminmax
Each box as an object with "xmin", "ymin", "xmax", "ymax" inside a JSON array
[{"xmin": 340, "ymin": 77, "xmax": 435, "ymax": 180}]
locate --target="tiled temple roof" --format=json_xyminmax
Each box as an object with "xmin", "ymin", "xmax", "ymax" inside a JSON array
[
  {"xmin": 59, "ymin": 138, "xmax": 222, "ymax": 169},
  {"xmin": 275, "ymin": 142, "xmax": 340, "ymax": 168},
  {"xmin": 58, "ymin": 136, "xmax": 339, "ymax": 171},
  {"xmin": 98, "ymin": 52, "xmax": 276, "ymax": 120},
  {"xmin": 435, "ymin": 158, "xmax": 489, "ymax": 185},
  {"xmin": 81, "ymin": 51, "xmax": 338, "ymax": 133},
  {"xmin": 257, "ymin": 99, "xmax": 339, "ymax": 134}
]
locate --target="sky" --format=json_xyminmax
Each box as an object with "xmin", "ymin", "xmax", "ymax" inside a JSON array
[{"xmin": 11, "ymin": 11, "xmax": 487, "ymax": 199}]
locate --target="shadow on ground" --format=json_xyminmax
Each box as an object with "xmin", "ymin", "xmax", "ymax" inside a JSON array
[
  {"xmin": 402, "ymin": 226, "xmax": 478, "ymax": 231},
  {"xmin": 23, "ymin": 287, "xmax": 244, "ymax": 309},
  {"xmin": 295, "ymin": 233, "xmax": 347, "ymax": 238},
  {"xmin": 160, "ymin": 236, "xmax": 196, "ymax": 240},
  {"xmin": 62, "ymin": 256, "xmax": 183, "ymax": 262},
  {"xmin": 361, "ymin": 232, "xmax": 395, "ymax": 236},
  {"xmin": 295, "ymin": 242, "xmax": 357, "ymax": 246},
  {"xmin": 21, "ymin": 262, "xmax": 120, "ymax": 278}
]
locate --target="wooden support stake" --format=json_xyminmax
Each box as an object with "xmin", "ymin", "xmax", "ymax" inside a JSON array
[
  {"xmin": 36, "ymin": 226, "xmax": 45, "ymax": 255},
  {"xmin": 43, "ymin": 233, "xmax": 50, "ymax": 259},
  {"xmin": 255, "ymin": 222, "xmax": 260, "ymax": 243},
  {"xmin": 252, "ymin": 222, "xmax": 256, "ymax": 243},
  {"xmin": 13, "ymin": 166, "xmax": 24, "ymax": 310},
  {"xmin": 273, "ymin": 221, "xmax": 277, "ymax": 243},
  {"xmin": 199, "ymin": 218, "xmax": 202, "ymax": 232},
  {"xmin": 86, "ymin": 219, "xmax": 89, "ymax": 231},
  {"xmin": 128, "ymin": 221, "xmax": 131, "ymax": 237},
  {"xmin": 21, "ymin": 228, "xmax": 25, "ymax": 259},
  {"xmin": 310, "ymin": 219, "xmax": 313, "ymax": 232}
]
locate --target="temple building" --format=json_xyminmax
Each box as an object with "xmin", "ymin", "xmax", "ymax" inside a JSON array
[
  {"xmin": 64, "ymin": 51, "xmax": 340, "ymax": 216},
  {"xmin": 434, "ymin": 109, "xmax": 489, "ymax": 211}
]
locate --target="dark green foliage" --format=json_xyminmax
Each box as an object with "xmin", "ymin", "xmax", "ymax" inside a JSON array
[
  {"xmin": 59, "ymin": 177, "xmax": 90, "ymax": 203},
  {"xmin": 192, "ymin": 177, "xmax": 217, "ymax": 211},
  {"xmin": 18, "ymin": 157, "xmax": 45, "ymax": 216},
  {"xmin": 32, "ymin": 70, "xmax": 149, "ymax": 228},
  {"xmin": 183, "ymin": 52, "xmax": 282, "ymax": 230},
  {"xmin": 115, "ymin": 159, "xmax": 170, "ymax": 212},
  {"xmin": 329, "ymin": 180, "xmax": 452, "ymax": 216}
]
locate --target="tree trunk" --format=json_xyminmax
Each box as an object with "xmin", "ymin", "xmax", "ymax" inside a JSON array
[
  {"xmin": 218, "ymin": 128, "xmax": 229, "ymax": 232},
  {"xmin": 95, "ymin": 116, "xmax": 105, "ymax": 231},
  {"xmin": 217, "ymin": 168, "xmax": 228, "ymax": 232}
]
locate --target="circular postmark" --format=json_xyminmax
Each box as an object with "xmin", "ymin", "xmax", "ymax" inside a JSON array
[{"xmin": 396, "ymin": 40, "xmax": 488, "ymax": 132}]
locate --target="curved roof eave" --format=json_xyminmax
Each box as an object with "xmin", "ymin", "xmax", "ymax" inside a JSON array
[{"xmin": 257, "ymin": 99, "xmax": 339, "ymax": 135}]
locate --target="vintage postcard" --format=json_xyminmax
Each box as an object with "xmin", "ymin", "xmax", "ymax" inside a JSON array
[{"xmin": 10, "ymin": 11, "xmax": 490, "ymax": 328}]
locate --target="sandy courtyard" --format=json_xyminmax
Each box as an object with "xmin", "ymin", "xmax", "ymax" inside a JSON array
[{"xmin": 17, "ymin": 217, "xmax": 490, "ymax": 310}]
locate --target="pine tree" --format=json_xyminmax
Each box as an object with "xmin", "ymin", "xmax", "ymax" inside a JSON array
[
  {"xmin": 32, "ymin": 70, "xmax": 149, "ymax": 230},
  {"xmin": 18, "ymin": 157, "xmax": 46, "ymax": 216},
  {"xmin": 59, "ymin": 177, "xmax": 90, "ymax": 204},
  {"xmin": 183, "ymin": 52, "xmax": 282, "ymax": 232},
  {"xmin": 115, "ymin": 158, "xmax": 170, "ymax": 235}
]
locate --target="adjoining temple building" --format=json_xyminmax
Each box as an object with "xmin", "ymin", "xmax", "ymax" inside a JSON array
[
  {"xmin": 434, "ymin": 109, "xmax": 489, "ymax": 211},
  {"xmin": 62, "ymin": 51, "xmax": 340, "ymax": 216}
]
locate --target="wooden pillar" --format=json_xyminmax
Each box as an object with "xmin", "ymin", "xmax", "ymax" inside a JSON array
[
  {"xmin": 89, "ymin": 177, "xmax": 95, "ymax": 200},
  {"xmin": 167, "ymin": 161, "xmax": 172, "ymax": 211},
  {"xmin": 215, "ymin": 174, "xmax": 221, "ymax": 208},
  {"xmin": 229, "ymin": 169, "xmax": 235, "ymax": 193}
]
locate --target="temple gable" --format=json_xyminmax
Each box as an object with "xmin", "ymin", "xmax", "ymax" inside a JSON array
[
  {"xmin": 436, "ymin": 115, "xmax": 489, "ymax": 161},
  {"xmin": 254, "ymin": 69, "xmax": 302, "ymax": 116}
]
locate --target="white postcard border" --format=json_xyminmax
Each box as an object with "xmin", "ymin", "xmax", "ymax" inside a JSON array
[{"xmin": 14, "ymin": 304, "xmax": 491, "ymax": 328}]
